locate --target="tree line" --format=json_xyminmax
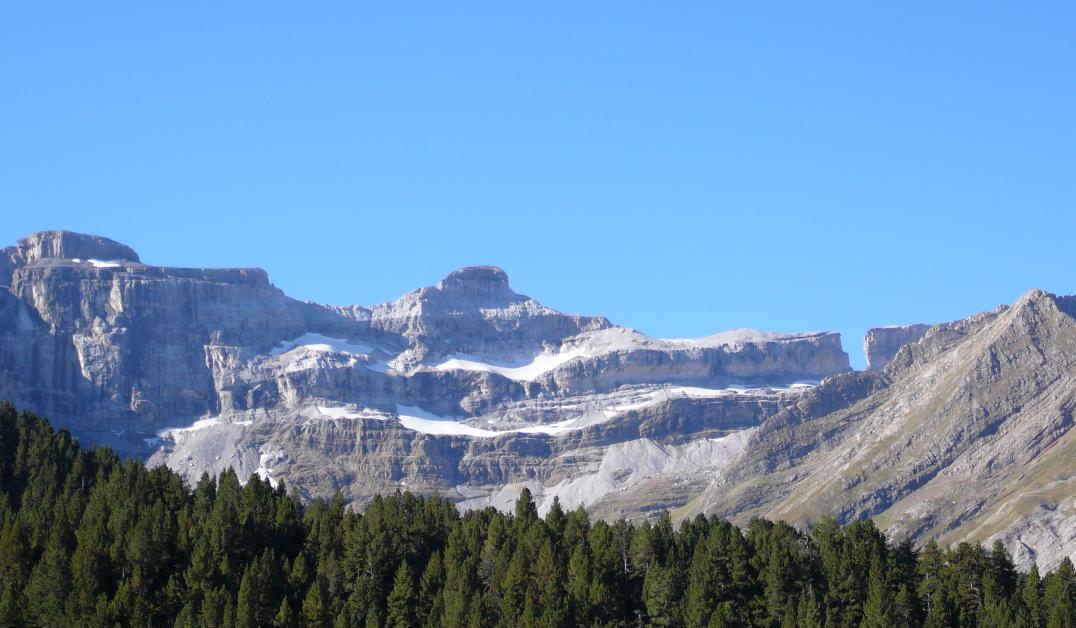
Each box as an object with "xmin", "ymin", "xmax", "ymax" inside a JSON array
[{"xmin": 0, "ymin": 403, "xmax": 1072, "ymax": 627}]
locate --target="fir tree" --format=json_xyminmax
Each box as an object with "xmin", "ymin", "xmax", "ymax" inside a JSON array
[
  {"xmin": 273, "ymin": 598, "xmax": 297, "ymax": 628},
  {"xmin": 387, "ymin": 562, "xmax": 416, "ymax": 628}
]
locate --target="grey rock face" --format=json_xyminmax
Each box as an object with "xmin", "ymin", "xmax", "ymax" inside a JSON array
[
  {"xmin": 863, "ymin": 324, "xmax": 931, "ymax": 370},
  {"xmin": 0, "ymin": 231, "xmax": 848, "ymax": 517}
]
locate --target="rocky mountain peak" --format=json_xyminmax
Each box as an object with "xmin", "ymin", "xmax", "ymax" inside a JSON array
[
  {"xmin": 436, "ymin": 266, "xmax": 512, "ymax": 298},
  {"xmin": 15, "ymin": 230, "xmax": 141, "ymax": 265},
  {"xmin": 1011, "ymin": 287, "xmax": 1070, "ymax": 317}
]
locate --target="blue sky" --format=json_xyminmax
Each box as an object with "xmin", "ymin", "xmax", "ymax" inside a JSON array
[{"xmin": 2, "ymin": 3, "xmax": 1074, "ymax": 368}]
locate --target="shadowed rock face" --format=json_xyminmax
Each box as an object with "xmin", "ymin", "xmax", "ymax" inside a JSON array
[{"xmin": 863, "ymin": 324, "xmax": 932, "ymax": 370}]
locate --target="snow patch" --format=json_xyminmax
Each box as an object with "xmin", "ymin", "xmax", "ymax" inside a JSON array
[
  {"xmin": 395, "ymin": 405, "xmax": 585, "ymax": 437},
  {"xmin": 88, "ymin": 259, "xmax": 122, "ymax": 268},
  {"xmin": 663, "ymin": 328, "xmax": 816, "ymax": 347},
  {"xmin": 254, "ymin": 449, "xmax": 282, "ymax": 488},
  {"xmin": 270, "ymin": 333, "xmax": 375, "ymax": 357},
  {"xmin": 317, "ymin": 405, "xmax": 392, "ymax": 421},
  {"xmin": 156, "ymin": 416, "xmax": 222, "ymax": 438},
  {"xmin": 430, "ymin": 326, "xmax": 824, "ymax": 382},
  {"xmin": 396, "ymin": 405, "xmax": 503, "ymax": 437},
  {"xmin": 432, "ymin": 350, "xmax": 587, "ymax": 381}
]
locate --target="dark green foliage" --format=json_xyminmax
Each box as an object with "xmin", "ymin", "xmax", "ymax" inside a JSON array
[{"xmin": 0, "ymin": 403, "xmax": 1072, "ymax": 627}]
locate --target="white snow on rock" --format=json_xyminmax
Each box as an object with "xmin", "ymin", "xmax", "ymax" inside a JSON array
[
  {"xmin": 316, "ymin": 405, "xmax": 392, "ymax": 421},
  {"xmin": 156, "ymin": 416, "xmax": 222, "ymax": 439},
  {"xmin": 432, "ymin": 349, "xmax": 588, "ymax": 381},
  {"xmin": 88, "ymin": 259, "xmax": 123, "ymax": 268},
  {"xmin": 658, "ymin": 329, "xmax": 817, "ymax": 348},
  {"xmin": 270, "ymin": 333, "xmax": 376, "ymax": 357},
  {"xmin": 392, "ymin": 381, "xmax": 818, "ymax": 439},
  {"xmin": 395, "ymin": 405, "xmax": 586, "ymax": 437},
  {"xmin": 69, "ymin": 258, "xmax": 124, "ymax": 268},
  {"xmin": 430, "ymin": 326, "xmax": 824, "ymax": 382},
  {"xmin": 254, "ymin": 447, "xmax": 286, "ymax": 488}
]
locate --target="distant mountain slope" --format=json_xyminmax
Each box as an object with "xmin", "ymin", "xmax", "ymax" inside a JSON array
[{"xmin": 687, "ymin": 289, "xmax": 1076, "ymax": 571}]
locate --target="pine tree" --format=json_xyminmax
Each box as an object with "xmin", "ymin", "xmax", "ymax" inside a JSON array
[
  {"xmin": 303, "ymin": 577, "xmax": 331, "ymax": 628},
  {"xmin": 500, "ymin": 549, "xmax": 528, "ymax": 625},
  {"xmin": 1044, "ymin": 557, "xmax": 1075, "ymax": 628},
  {"xmin": 643, "ymin": 560, "xmax": 680, "ymax": 626},
  {"xmin": 924, "ymin": 586, "xmax": 952, "ymax": 628},
  {"xmin": 860, "ymin": 555, "xmax": 892, "ymax": 627},
  {"xmin": 989, "ymin": 540, "xmax": 1018, "ymax": 600},
  {"xmin": 545, "ymin": 497, "xmax": 566, "ymax": 540},
  {"xmin": 417, "ymin": 551, "xmax": 444, "ymax": 625},
  {"xmin": 22, "ymin": 539, "xmax": 70, "ymax": 626},
  {"xmin": 514, "ymin": 488, "xmax": 538, "ymax": 525},
  {"xmin": 236, "ymin": 563, "xmax": 259, "ymax": 628},
  {"xmin": 535, "ymin": 539, "xmax": 568, "ymax": 627},
  {"xmin": 893, "ymin": 583, "xmax": 917, "ymax": 627},
  {"xmin": 796, "ymin": 586, "xmax": 822, "ymax": 628},
  {"xmin": 0, "ymin": 581, "xmax": 22, "ymax": 628},
  {"xmin": 1024, "ymin": 564, "xmax": 1044, "ymax": 627},
  {"xmin": 567, "ymin": 543, "xmax": 593, "ymax": 623},
  {"xmin": 365, "ymin": 604, "xmax": 383, "ymax": 628},
  {"xmin": 273, "ymin": 598, "xmax": 297, "ymax": 628},
  {"xmin": 387, "ymin": 562, "xmax": 416, "ymax": 628}
]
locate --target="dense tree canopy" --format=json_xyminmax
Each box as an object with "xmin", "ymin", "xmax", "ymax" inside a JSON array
[{"xmin": 0, "ymin": 403, "xmax": 1072, "ymax": 627}]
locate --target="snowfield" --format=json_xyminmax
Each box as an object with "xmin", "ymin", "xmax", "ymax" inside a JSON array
[
  {"xmin": 432, "ymin": 349, "xmax": 587, "ymax": 381},
  {"xmin": 270, "ymin": 333, "xmax": 376, "ymax": 357},
  {"xmin": 396, "ymin": 405, "xmax": 590, "ymax": 437}
]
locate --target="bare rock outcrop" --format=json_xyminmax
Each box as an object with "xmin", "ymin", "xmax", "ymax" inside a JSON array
[{"xmin": 863, "ymin": 323, "xmax": 931, "ymax": 370}]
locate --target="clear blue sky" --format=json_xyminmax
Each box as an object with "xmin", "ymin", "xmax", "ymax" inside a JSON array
[{"xmin": 3, "ymin": 3, "xmax": 1074, "ymax": 368}]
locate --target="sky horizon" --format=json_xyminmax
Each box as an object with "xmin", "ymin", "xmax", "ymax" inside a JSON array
[{"xmin": 3, "ymin": 3, "xmax": 1074, "ymax": 369}]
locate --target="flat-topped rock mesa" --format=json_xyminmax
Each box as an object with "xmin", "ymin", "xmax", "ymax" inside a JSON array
[{"xmin": 863, "ymin": 323, "xmax": 932, "ymax": 371}]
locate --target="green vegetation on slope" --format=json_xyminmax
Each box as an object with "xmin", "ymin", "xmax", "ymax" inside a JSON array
[{"xmin": 0, "ymin": 403, "xmax": 1072, "ymax": 627}]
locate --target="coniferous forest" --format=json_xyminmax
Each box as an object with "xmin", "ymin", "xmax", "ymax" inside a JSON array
[{"xmin": 0, "ymin": 404, "xmax": 1073, "ymax": 628}]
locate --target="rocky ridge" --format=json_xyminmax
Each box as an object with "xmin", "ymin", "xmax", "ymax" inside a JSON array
[
  {"xmin": 0, "ymin": 230, "xmax": 848, "ymax": 518},
  {"xmin": 687, "ymin": 290, "xmax": 1075, "ymax": 570}
]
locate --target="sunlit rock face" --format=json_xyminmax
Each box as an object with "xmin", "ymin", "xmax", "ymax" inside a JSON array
[
  {"xmin": 690, "ymin": 289, "xmax": 1076, "ymax": 571},
  {"xmin": 863, "ymin": 324, "xmax": 931, "ymax": 371}
]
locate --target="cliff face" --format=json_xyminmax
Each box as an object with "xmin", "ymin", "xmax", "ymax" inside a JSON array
[
  {"xmin": 863, "ymin": 324, "xmax": 932, "ymax": 370},
  {"xmin": 689, "ymin": 290, "xmax": 1076, "ymax": 571},
  {"xmin": 0, "ymin": 231, "xmax": 849, "ymax": 520}
]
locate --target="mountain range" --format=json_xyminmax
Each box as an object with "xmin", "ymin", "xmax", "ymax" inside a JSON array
[{"xmin": 0, "ymin": 230, "xmax": 1071, "ymax": 571}]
